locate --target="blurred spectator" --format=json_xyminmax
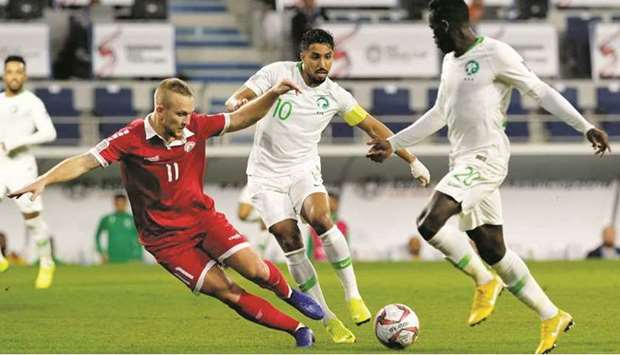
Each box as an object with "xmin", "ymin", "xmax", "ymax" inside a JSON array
[
  {"xmin": 291, "ymin": 0, "xmax": 327, "ymax": 60},
  {"xmin": 307, "ymin": 192, "xmax": 348, "ymax": 261},
  {"xmin": 408, "ymin": 235, "xmax": 422, "ymax": 261},
  {"xmin": 53, "ymin": 8, "xmax": 92, "ymax": 79},
  {"xmin": 400, "ymin": 0, "xmax": 428, "ymax": 20},
  {"xmin": 586, "ymin": 226, "xmax": 620, "ymax": 259},
  {"xmin": 466, "ymin": 0, "xmax": 485, "ymax": 25},
  {"xmin": 95, "ymin": 194, "xmax": 142, "ymax": 263},
  {"xmin": 513, "ymin": 0, "xmax": 548, "ymax": 20},
  {"xmin": 0, "ymin": 231, "xmax": 27, "ymax": 267}
]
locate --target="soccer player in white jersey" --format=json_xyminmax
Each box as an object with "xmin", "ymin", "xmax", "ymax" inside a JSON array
[
  {"xmin": 367, "ymin": 1, "xmax": 611, "ymax": 353},
  {"xmin": 226, "ymin": 29, "xmax": 430, "ymax": 343},
  {"xmin": 0, "ymin": 55, "xmax": 57, "ymax": 288}
]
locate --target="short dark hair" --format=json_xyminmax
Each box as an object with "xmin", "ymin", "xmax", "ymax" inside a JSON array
[
  {"xmin": 429, "ymin": 0, "xmax": 470, "ymax": 25},
  {"xmin": 300, "ymin": 28, "xmax": 334, "ymax": 51},
  {"xmin": 113, "ymin": 193, "xmax": 127, "ymax": 200},
  {"xmin": 4, "ymin": 55, "xmax": 26, "ymax": 67}
]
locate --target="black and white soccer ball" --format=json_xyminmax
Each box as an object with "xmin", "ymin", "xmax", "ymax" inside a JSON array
[{"xmin": 374, "ymin": 303, "xmax": 420, "ymax": 349}]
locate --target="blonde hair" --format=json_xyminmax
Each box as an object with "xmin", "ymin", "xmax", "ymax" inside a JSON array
[{"xmin": 154, "ymin": 78, "xmax": 194, "ymax": 107}]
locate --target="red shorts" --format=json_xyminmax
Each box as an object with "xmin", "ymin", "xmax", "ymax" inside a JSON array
[{"xmin": 145, "ymin": 211, "xmax": 250, "ymax": 294}]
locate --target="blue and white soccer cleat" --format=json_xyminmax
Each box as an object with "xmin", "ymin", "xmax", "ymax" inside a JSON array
[
  {"xmin": 286, "ymin": 289, "xmax": 324, "ymax": 320},
  {"xmin": 294, "ymin": 326, "xmax": 315, "ymax": 348}
]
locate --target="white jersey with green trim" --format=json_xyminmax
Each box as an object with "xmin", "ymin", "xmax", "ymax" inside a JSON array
[
  {"xmin": 0, "ymin": 89, "xmax": 56, "ymax": 161},
  {"xmin": 389, "ymin": 36, "xmax": 594, "ymax": 167},
  {"xmin": 244, "ymin": 61, "xmax": 359, "ymax": 177},
  {"xmin": 441, "ymin": 36, "xmax": 535, "ymax": 164}
]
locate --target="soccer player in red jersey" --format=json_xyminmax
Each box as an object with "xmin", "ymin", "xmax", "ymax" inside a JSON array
[{"xmin": 9, "ymin": 78, "xmax": 323, "ymax": 347}]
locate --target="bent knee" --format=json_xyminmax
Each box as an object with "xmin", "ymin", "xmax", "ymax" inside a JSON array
[
  {"xmin": 307, "ymin": 213, "xmax": 332, "ymax": 235},
  {"xmin": 269, "ymin": 221, "xmax": 303, "ymax": 252},
  {"xmin": 417, "ymin": 211, "xmax": 448, "ymax": 239}
]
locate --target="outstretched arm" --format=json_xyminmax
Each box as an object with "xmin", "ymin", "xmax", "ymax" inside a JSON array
[
  {"xmin": 493, "ymin": 41, "xmax": 610, "ymax": 155},
  {"xmin": 8, "ymin": 152, "xmax": 100, "ymax": 201},
  {"xmin": 366, "ymin": 105, "xmax": 446, "ymax": 162},
  {"xmin": 225, "ymin": 79, "xmax": 301, "ymax": 133},
  {"xmin": 357, "ymin": 114, "xmax": 430, "ymax": 186},
  {"xmin": 225, "ymin": 86, "xmax": 258, "ymax": 112},
  {"xmin": 225, "ymin": 62, "xmax": 282, "ymax": 112},
  {"xmin": 532, "ymin": 84, "xmax": 610, "ymax": 155}
]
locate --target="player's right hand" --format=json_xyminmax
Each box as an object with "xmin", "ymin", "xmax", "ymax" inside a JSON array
[
  {"xmin": 271, "ymin": 79, "xmax": 302, "ymax": 96},
  {"xmin": 7, "ymin": 179, "xmax": 46, "ymax": 201},
  {"xmin": 366, "ymin": 138, "xmax": 393, "ymax": 162}
]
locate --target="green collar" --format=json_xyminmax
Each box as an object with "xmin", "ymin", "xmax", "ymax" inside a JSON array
[{"xmin": 463, "ymin": 36, "xmax": 484, "ymax": 55}]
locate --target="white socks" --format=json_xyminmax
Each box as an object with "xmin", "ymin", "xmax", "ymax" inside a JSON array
[
  {"xmin": 284, "ymin": 248, "xmax": 335, "ymax": 324},
  {"xmin": 492, "ymin": 249, "xmax": 558, "ymax": 320},
  {"xmin": 24, "ymin": 215, "xmax": 54, "ymax": 268},
  {"xmin": 427, "ymin": 225, "xmax": 494, "ymax": 286},
  {"xmin": 319, "ymin": 226, "xmax": 362, "ymax": 301}
]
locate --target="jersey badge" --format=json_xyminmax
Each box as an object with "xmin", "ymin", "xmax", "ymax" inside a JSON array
[
  {"xmin": 316, "ymin": 96, "xmax": 330, "ymax": 115},
  {"xmin": 465, "ymin": 60, "xmax": 480, "ymax": 76},
  {"xmin": 184, "ymin": 141, "xmax": 196, "ymax": 152}
]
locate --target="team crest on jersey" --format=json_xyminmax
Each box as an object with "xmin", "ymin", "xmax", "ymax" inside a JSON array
[
  {"xmin": 465, "ymin": 60, "xmax": 480, "ymax": 76},
  {"xmin": 9, "ymin": 105, "xmax": 17, "ymax": 114},
  {"xmin": 316, "ymin": 96, "xmax": 329, "ymax": 111},
  {"xmin": 184, "ymin": 141, "xmax": 196, "ymax": 152}
]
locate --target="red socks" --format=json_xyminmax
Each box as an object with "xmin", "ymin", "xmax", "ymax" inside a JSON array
[
  {"xmin": 263, "ymin": 259, "xmax": 292, "ymax": 299},
  {"xmin": 233, "ymin": 291, "xmax": 300, "ymax": 334}
]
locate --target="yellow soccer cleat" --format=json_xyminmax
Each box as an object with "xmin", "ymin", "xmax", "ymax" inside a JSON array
[
  {"xmin": 35, "ymin": 263, "xmax": 55, "ymax": 289},
  {"xmin": 348, "ymin": 298, "xmax": 372, "ymax": 325},
  {"xmin": 0, "ymin": 258, "xmax": 9, "ymax": 272},
  {"xmin": 468, "ymin": 275, "xmax": 504, "ymax": 326},
  {"xmin": 325, "ymin": 317, "xmax": 356, "ymax": 344},
  {"xmin": 535, "ymin": 310, "xmax": 574, "ymax": 354}
]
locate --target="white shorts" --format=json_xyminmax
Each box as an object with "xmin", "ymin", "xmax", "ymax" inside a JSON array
[
  {"xmin": 435, "ymin": 154, "xmax": 507, "ymax": 231},
  {"xmin": 238, "ymin": 184, "xmax": 253, "ymax": 205},
  {"xmin": 247, "ymin": 164, "xmax": 327, "ymax": 228},
  {"xmin": 0, "ymin": 155, "xmax": 43, "ymax": 214}
]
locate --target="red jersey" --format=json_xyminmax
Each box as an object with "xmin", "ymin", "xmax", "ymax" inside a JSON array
[{"xmin": 89, "ymin": 112, "xmax": 229, "ymax": 249}]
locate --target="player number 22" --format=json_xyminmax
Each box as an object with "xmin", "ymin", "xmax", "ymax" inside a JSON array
[
  {"xmin": 452, "ymin": 166, "xmax": 481, "ymax": 187},
  {"xmin": 166, "ymin": 163, "xmax": 180, "ymax": 182}
]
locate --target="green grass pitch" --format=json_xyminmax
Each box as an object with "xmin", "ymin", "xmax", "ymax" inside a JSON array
[{"xmin": 1, "ymin": 260, "xmax": 618, "ymax": 353}]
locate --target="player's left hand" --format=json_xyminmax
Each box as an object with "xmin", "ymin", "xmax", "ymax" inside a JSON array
[
  {"xmin": 7, "ymin": 179, "xmax": 46, "ymax": 201},
  {"xmin": 586, "ymin": 128, "xmax": 611, "ymax": 156},
  {"xmin": 271, "ymin": 79, "xmax": 302, "ymax": 96},
  {"xmin": 366, "ymin": 138, "xmax": 393, "ymax": 162},
  {"xmin": 410, "ymin": 159, "xmax": 430, "ymax": 187}
]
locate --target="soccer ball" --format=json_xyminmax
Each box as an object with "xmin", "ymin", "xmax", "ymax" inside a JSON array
[{"xmin": 374, "ymin": 303, "xmax": 420, "ymax": 349}]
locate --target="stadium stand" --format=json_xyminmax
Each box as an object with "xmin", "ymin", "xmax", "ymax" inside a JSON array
[
  {"xmin": 94, "ymin": 86, "xmax": 136, "ymax": 138},
  {"xmin": 172, "ymin": 0, "xmax": 263, "ymax": 82},
  {"xmin": 35, "ymin": 86, "xmax": 81, "ymax": 145}
]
